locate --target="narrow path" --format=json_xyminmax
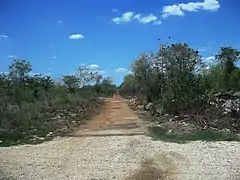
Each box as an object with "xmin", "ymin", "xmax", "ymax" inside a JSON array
[
  {"xmin": 71, "ymin": 95, "xmax": 146, "ymax": 137},
  {"xmin": 0, "ymin": 97, "xmax": 240, "ymax": 180}
]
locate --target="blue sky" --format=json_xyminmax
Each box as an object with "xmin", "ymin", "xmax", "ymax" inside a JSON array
[{"xmin": 0, "ymin": 0, "xmax": 239, "ymax": 85}]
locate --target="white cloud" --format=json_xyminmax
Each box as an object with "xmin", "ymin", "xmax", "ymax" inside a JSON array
[
  {"xmin": 87, "ymin": 64, "xmax": 100, "ymax": 70},
  {"xmin": 0, "ymin": 35, "xmax": 8, "ymax": 39},
  {"xmin": 83, "ymin": 64, "xmax": 107, "ymax": 75},
  {"xmin": 120, "ymin": 12, "xmax": 134, "ymax": 22},
  {"xmin": 115, "ymin": 68, "xmax": 128, "ymax": 73},
  {"xmin": 112, "ymin": 12, "xmax": 161, "ymax": 25},
  {"xmin": 112, "ymin": 8, "xmax": 119, "ymax": 12},
  {"xmin": 29, "ymin": 72, "xmax": 52, "ymax": 76},
  {"xmin": 52, "ymin": 56, "xmax": 57, "ymax": 59},
  {"xmin": 127, "ymin": 70, "xmax": 133, "ymax": 75},
  {"xmin": 162, "ymin": 4, "xmax": 184, "ymax": 18},
  {"xmin": 99, "ymin": 70, "xmax": 107, "ymax": 74},
  {"xmin": 138, "ymin": 14, "xmax": 158, "ymax": 24},
  {"xmin": 43, "ymin": 72, "xmax": 52, "ymax": 76},
  {"xmin": 202, "ymin": 0, "xmax": 220, "ymax": 11},
  {"xmin": 112, "ymin": 11, "xmax": 135, "ymax": 24},
  {"xmin": 204, "ymin": 56, "xmax": 215, "ymax": 63},
  {"xmin": 0, "ymin": 71, "xmax": 9, "ymax": 74},
  {"xmin": 57, "ymin": 20, "xmax": 63, "ymax": 24},
  {"xmin": 69, "ymin": 34, "xmax": 84, "ymax": 39},
  {"xmin": 91, "ymin": 69, "xmax": 107, "ymax": 75},
  {"xmin": 112, "ymin": 17, "xmax": 121, "ymax": 24},
  {"xmin": 133, "ymin": 14, "xmax": 141, "ymax": 20},
  {"xmin": 162, "ymin": 0, "xmax": 220, "ymax": 18},
  {"xmin": 153, "ymin": 20, "xmax": 162, "ymax": 25},
  {"xmin": 179, "ymin": 2, "xmax": 203, "ymax": 12},
  {"xmin": 7, "ymin": 55, "xmax": 18, "ymax": 59}
]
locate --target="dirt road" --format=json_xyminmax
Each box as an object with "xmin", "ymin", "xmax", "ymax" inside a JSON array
[{"xmin": 0, "ymin": 97, "xmax": 240, "ymax": 180}]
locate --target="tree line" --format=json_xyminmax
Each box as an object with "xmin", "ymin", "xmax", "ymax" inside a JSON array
[
  {"xmin": 119, "ymin": 42, "xmax": 240, "ymax": 124},
  {"xmin": 0, "ymin": 59, "xmax": 117, "ymax": 144},
  {"xmin": 1, "ymin": 42, "xmax": 240, "ymax": 144}
]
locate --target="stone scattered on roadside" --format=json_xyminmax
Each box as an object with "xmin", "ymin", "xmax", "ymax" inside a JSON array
[
  {"xmin": 69, "ymin": 113, "xmax": 77, "ymax": 117},
  {"xmin": 59, "ymin": 126, "xmax": 69, "ymax": 133},
  {"xmin": 39, "ymin": 137, "xmax": 45, "ymax": 141},
  {"xmin": 144, "ymin": 103, "xmax": 153, "ymax": 110},
  {"xmin": 219, "ymin": 128, "xmax": 231, "ymax": 134},
  {"xmin": 47, "ymin": 132, "xmax": 53, "ymax": 137},
  {"xmin": 71, "ymin": 121, "xmax": 77, "ymax": 126},
  {"xmin": 125, "ymin": 92, "xmax": 240, "ymax": 134},
  {"xmin": 210, "ymin": 91, "xmax": 240, "ymax": 116}
]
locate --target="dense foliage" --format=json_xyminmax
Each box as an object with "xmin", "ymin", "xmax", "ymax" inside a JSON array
[
  {"xmin": 119, "ymin": 43, "xmax": 240, "ymax": 132},
  {"xmin": 0, "ymin": 60, "xmax": 117, "ymax": 144}
]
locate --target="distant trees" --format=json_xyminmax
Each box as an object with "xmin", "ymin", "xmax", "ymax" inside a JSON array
[
  {"xmin": 62, "ymin": 75, "xmax": 80, "ymax": 94},
  {"xmin": 201, "ymin": 47, "xmax": 240, "ymax": 94},
  {"xmin": 119, "ymin": 74, "xmax": 139, "ymax": 97},
  {"xmin": 9, "ymin": 59, "xmax": 32, "ymax": 84},
  {"xmin": 99, "ymin": 77, "xmax": 117, "ymax": 96}
]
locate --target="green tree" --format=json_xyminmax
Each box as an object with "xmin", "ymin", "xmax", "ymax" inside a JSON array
[
  {"xmin": 62, "ymin": 75, "xmax": 80, "ymax": 93},
  {"xmin": 122, "ymin": 43, "xmax": 206, "ymax": 115},
  {"xmin": 119, "ymin": 74, "xmax": 139, "ymax": 97},
  {"xmin": 216, "ymin": 47, "xmax": 240, "ymax": 90},
  {"xmin": 9, "ymin": 59, "xmax": 32, "ymax": 84},
  {"xmin": 99, "ymin": 77, "xmax": 117, "ymax": 97},
  {"xmin": 132, "ymin": 53, "xmax": 153, "ymax": 102},
  {"xmin": 76, "ymin": 66, "xmax": 98, "ymax": 87},
  {"xmin": 159, "ymin": 43, "xmax": 204, "ymax": 113}
]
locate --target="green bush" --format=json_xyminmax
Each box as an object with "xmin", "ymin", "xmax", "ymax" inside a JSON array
[
  {"xmin": 0, "ymin": 59, "xmax": 112, "ymax": 145},
  {"xmin": 119, "ymin": 43, "xmax": 240, "ymax": 133}
]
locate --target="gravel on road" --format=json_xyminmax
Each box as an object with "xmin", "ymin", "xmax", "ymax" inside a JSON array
[
  {"xmin": 1, "ymin": 97, "xmax": 240, "ymax": 180},
  {"xmin": 1, "ymin": 134, "xmax": 240, "ymax": 180}
]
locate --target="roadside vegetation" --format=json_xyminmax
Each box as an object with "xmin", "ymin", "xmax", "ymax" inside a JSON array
[
  {"xmin": 119, "ymin": 41, "xmax": 240, "ymax": 142},
  {"xmin": 1, "ymin": 41, "xmax": 240, "ymax": 146},
  {"xmin": 0, "ymin": 59, "xmax": 117, "ymax": 146}
]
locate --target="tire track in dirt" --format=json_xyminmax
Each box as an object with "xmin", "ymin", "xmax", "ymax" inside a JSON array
[
  {"xmin": 125, "ymin": 157, "xmax": 177, "ymax": 180},
  {"xmin": 71, "ymin": 95, "xmax": 146, "ymax": 137},
  {"xmin": 123, "ymin": 138, "xmax": 187, "ymax": 180},
  {"xmin": 71, "ymin": 96, "xmax": 185, "ymax": 180}
]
